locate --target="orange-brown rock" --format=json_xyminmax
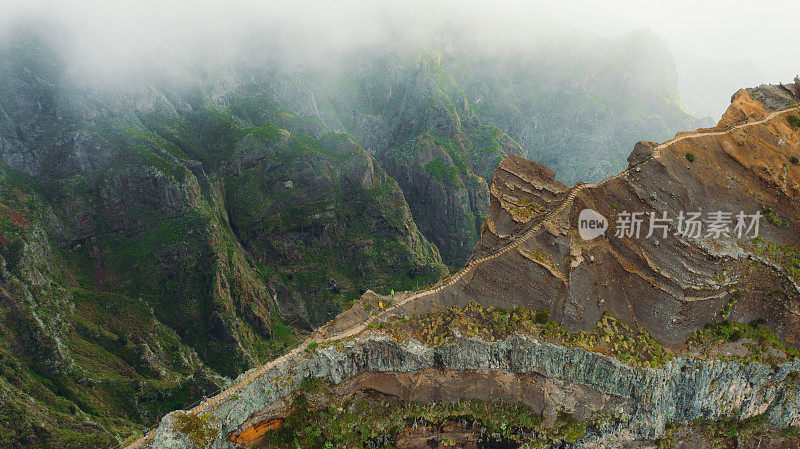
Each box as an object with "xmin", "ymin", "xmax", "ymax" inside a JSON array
[{"xmin": 394, "ymin": 85, "xmax": 800, "ymax": 349}]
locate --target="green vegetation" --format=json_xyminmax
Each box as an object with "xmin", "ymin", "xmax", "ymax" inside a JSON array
[
  {"xmin": 685, "ymin": 152, "xmax": 695, "ymax": 162},
  {"xmin": 0, "ymin": 165, "xmax": 219, "ymax": 445},
  {"xmin": 172, "ymin": 412, "xmax": 219, "ymax": 449},
  {"xmin": 0, "ymin": 86, "xmax": 452, "ymax": 447},
  {"xmin": 252, "ymin": 314, "xmax": 302, "ymax": 361},
  {"xmin": 432, "ymin": 135, "xmax": 467, "ymax": 174},
  {"xmin": 533, "ymin": 309, "xmax": 550, "ymax": 324},
  {"xmin": 424, "ymin": 157, "xmax": 463, "ymax": 187},
  {"xmin": 761, "ymin": 206, "xmax": 790, "ymax": 227},
  {"xmin": 749, "ymin": 237, "xmax": 800, "ymax": 282},
  {"xmin": 225, "ymin": 157, "xmax": 446, "ymax": 323},
  {"xmin": 787, "ymin": 114, "xmax": 800, "ymax": 129},
  {"xmin": 138, "ymin": 147, "xmax": 189, "ymax": 182},
  {"xmin": 298, "ymin": 376, "xmax": 329, "ymax": 394},
  {"xmin": 791, "ymin": 156, "xmax": 799, "ymax": 165},
  {"xmin": 688, "ymin": 318, "xmax": 800, "ymax": 365},
  {"xmin": 781, "ymin": 426, "xmax": 800, "ymax": 439},
  {"xmin": 0, "ymin": 167, "xmax": 42, "ymax": 250},
  {"xmin": 0, "ymin": 363, "xmax": 119, "ymax": 449},
  {"xmin": 658, "ymin": 414, "xmax": 790, "ymax": 449},
  {"xmin": 261, "ymin": 387, "xmax": 606, "ymax": 448},
  {"xmin": 377, "ymin": 301, "xmax": 673, "ymax": 368}
]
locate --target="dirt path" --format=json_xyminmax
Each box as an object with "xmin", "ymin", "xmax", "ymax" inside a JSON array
[
  {"xmin": 122, "ymin": 106, "xmax": 799, "ymax": 449},
  {"xmin": 650, "ymin": 107, "xmax": 798, "ymax": 158}
]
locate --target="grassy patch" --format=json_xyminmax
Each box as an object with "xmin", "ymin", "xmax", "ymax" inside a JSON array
[
  {"xmin": 761, "ymin": 206, "xmax": 790, "ymax": 227},
  {"xmin": 377, "ymin": 301, "xmax": 673, "ymax": 368},
  {"xmin": 261, "ymin": 391, "xmax": 589, "ymax": 448},
  {"xmin": 748, "ymin": 237, "xmax": 800, "ymax": 280},
  {"xmin": 687, "ymin": 319, "xmax": 800, "ymax": 365},
  {"xmin": 424, "ymin": 157, "xmax": 463, "ymax": 187},
  {"xmin": 657, "ymin": 414, "xmax": 785, "ymax": 448},
  {"xmin": 172, "ymin": 412, "xmax": 219, "ymax": 449}
]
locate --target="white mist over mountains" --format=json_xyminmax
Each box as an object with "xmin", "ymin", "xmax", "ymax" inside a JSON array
[
  {"xmin": 0, "ymin": 0, "xmax": 796, "ymax": 121},
  {"xmin": 581, "ymin": 0, "xmax": 796, "ymax": 119}
]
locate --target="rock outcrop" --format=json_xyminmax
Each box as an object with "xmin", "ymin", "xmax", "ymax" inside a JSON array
[
  {"xmin": 0, "ymin": 30, "xmax": 446, "ymax": 446},
  {"xmin": 144, "ymin": 86, "xmax": 800, "ymax": 448},
  {"xmin": 147, "ymin": 334, "xmax": 800, "ymax": 448},
  {"xmin": 395, "ymin": 85, "xmax": 800, "ymax": 349}
]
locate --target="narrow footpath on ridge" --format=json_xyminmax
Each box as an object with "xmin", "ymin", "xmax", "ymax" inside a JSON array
[{"xmin": 122, "ymin": 105, "xmax": 800, "ymax": 449}]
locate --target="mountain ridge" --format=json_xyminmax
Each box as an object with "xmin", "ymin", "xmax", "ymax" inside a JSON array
[
  {"xmin": 136, "ymin": 82, "xmax": 800, "ymax": 448},
  {"xmin": 0, "ymin": 23, "xmax": 784, "ymax": 448}
]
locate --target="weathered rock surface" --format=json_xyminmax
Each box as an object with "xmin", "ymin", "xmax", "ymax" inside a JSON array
[
  {"xmin": 0, "ymin": 29, "xmax": 446, "ymax": 445},
  {"xmin": 143, "ymin": 85, "xmax": 800, "ymax": 448},
  {"xmin": 397, "ymin": 85, "xmax": 800, "ymax": 349},
  {"xmin": 146, "ymin": 334, "xmax": 800, "ymax": 448}
]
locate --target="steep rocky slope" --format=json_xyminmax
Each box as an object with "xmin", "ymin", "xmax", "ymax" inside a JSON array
[
  {"xmin": 141, "ymin": 83, "xmax": 800, "ymax": 449},
  {"xmin": 0, "ymin": 21, "xmax": 755, "ymax": 449},
  {"xmin": 261, "ymin": 28, "xmax": 711, "ymax": 264},
  {"xmin": 267, "ymin": 50, "xmax": 527, "ymax": 266},
  {"xmin": 0, "ymin": 33, "xmax": 446, "ymax": 446},
  {"xmin": 403, "ymin": 82, "xmax": 800, "ymax": 349},
  {"xmin": 153, "ymin": 335, "xmax": 800, "ymax": 449}
]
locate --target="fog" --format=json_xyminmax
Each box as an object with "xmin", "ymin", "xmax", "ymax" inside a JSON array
[
  {"xmin": 582, "ymin": 0, "xmax": 799, "ymax": 118},
  {"xmin": 1, "ymin": 0, "xmax": 797, "ymax": 118},
  {"xmin": 584, "ymin": 0, "xmax": 798, "ymax": 82}
]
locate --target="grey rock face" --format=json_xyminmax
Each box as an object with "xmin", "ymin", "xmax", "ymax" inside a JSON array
[
  {"xmin": 744, "ymin": 84, "xmax": 800, "ymax": 110},
  {"xmin": 627, "ymin": 141, "xmax": 657, "ymax": 167},
  {"xmin": 147, "ymin": 334, "xmax": 800, "ymax": 448},
  {"xmin": 149, "ymin": 413, "xmax": 198, "ymax": 449},
  {"xmin": 45, "ymin": 129, "xmax": 117, "ymax": 177}
]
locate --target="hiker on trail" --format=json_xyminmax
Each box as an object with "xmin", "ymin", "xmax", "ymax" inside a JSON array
[{"xmin": 391, "ymin": 289, "xmax": 395, "ymax": 299}]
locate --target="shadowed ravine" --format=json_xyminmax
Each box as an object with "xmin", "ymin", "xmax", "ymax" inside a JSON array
[{"xmin": 131, "ymin": 101, "xmax": 800, "ymax": 448}]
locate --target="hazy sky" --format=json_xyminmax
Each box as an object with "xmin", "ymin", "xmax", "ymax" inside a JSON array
[
  {"xmin": 0, "ymin": 0, "xmax": 796, "ymax": 105},
  {"xmin": 582, "ymin": 0, "xmax": 798, "ymax": 82},
  {"xmin": 1, "ymin": 0, "xmax": 796, "ymax": 82}
]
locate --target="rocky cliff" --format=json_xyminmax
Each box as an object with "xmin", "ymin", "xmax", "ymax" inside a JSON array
[
  {"xmin": 0, "ymin": 31, "xmax": 447, "ymax": 447},
  {"xmin": 141, "ymin": 86, "xmax": 800, "ymax": 448},
  {"xmin": 0, "ymin": 19, "xmax": 781, "ymax": 449},
  {"xmin": 258, "ymin": 29, "xmax": 712, "ymax": 265},
  {"xmin": 146, "ymin": 334, "xmax": 800, "ymax": 449},
  {"xmin": 401, "ymin": 83, "xmax": 800, "ymax": 350}
]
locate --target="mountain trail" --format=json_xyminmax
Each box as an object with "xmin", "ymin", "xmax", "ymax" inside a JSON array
[{"xmin": 122, "ymin": 105, "xmax": 799, "ymax": 449}]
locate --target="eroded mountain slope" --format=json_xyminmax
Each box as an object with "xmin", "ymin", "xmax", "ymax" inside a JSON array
[
  {"xmin": 140, "ymin": 83, "xmax": 800, "ymax": 449},
  {"xmin": 398, "ymin": 83, "xmax": 800, "ymax": 349},
  {"xmin": 0, "ymin": 33, "xmax": 447, "ymax": 446}
]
